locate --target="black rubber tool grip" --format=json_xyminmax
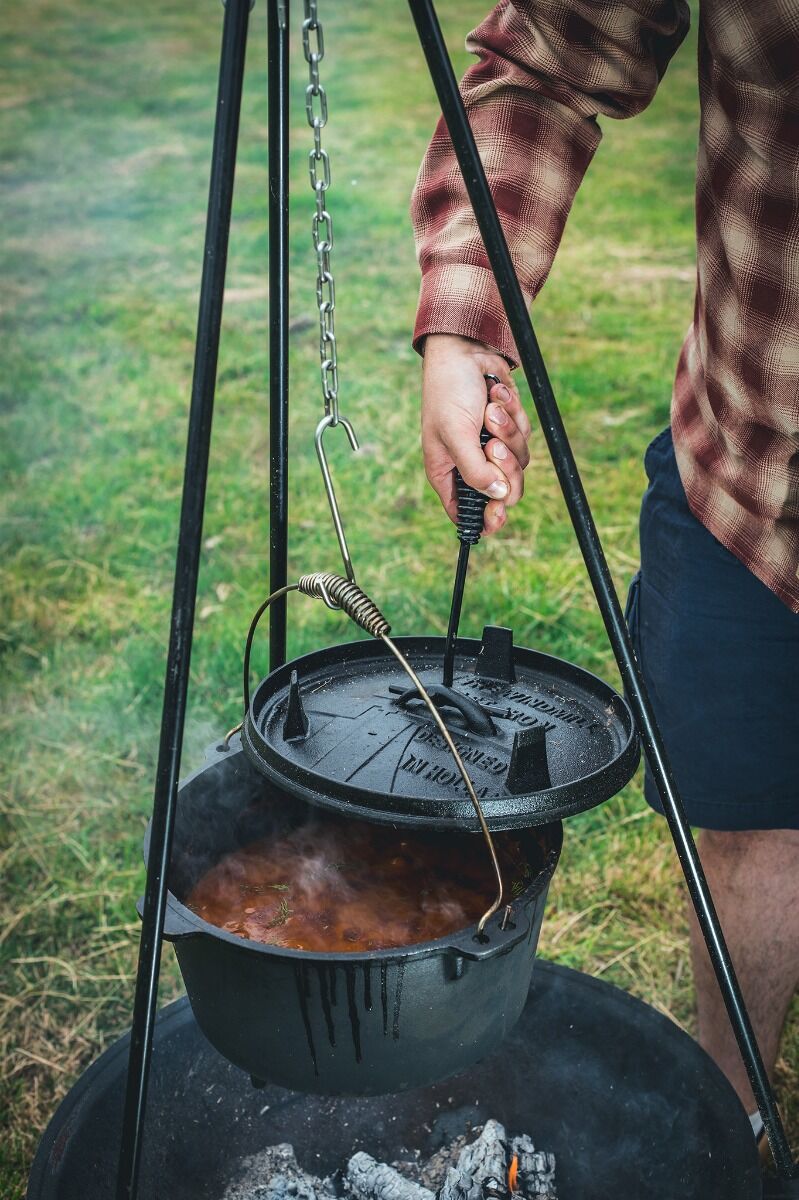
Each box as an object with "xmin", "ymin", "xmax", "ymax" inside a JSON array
[{"xmin": 455, "ymin": 425, "xmax": 491, "ymax": 544}]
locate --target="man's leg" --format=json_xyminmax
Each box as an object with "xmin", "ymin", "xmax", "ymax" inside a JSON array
[
  {"xmin": 629, "ymin": 428, "xmax": 799, "ymax": 1121},
  {"xmin": 688, "ymin": 828, "xmax": 799, "ymax": 1112}
]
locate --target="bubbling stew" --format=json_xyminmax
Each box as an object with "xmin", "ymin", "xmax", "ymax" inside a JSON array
[{"xmin": 185, "ymin": 812, "xmax": 544, "ymax": 952}]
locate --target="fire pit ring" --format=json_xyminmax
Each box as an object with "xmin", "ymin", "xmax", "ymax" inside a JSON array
[{"xmin": 28, "ymin": 961, "xmax": 760, "ymax": 1200}]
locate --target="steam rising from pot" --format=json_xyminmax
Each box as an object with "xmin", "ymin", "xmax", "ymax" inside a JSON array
[{"xmin": 184, "ymin": 805, "xmax": 539, "ymax": 953}]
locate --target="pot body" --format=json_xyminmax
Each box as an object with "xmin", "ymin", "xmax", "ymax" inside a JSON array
[{"xmin": 153, "ymin": 742, "xmax": 561, "ymax": 1095}]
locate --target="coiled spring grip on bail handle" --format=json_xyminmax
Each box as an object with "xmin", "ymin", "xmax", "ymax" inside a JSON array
[
  {"xmin": 234, "ymin": 571, "xmax": 506, "ymax": 935},
  {"xmin": 240, "ymin": 572, "xmax": 390, "ymax": 715}
]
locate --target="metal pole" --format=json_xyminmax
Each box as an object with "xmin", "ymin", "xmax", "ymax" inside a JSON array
[
  {"xmin": 442, "ymin": 542, "xmax": 469, "ymax": 687},
  {"xmin": 268, "ymin": 0, "xmax": 290, "ymax": 669},
  {"xmin": 115, "ymin": 3, "xmax": 250, "ymax": 1196},
  {"xmin": 407, "ymin": 0, "xmax": 797, "ymax": 1178}
]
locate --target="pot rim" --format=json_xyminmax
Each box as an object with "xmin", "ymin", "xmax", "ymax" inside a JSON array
[{"xmin": 150, "ymin": 783, "xmax": 563, "ymax": 962}]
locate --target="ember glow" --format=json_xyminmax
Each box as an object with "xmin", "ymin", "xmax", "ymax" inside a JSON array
[{"xmin": 221, "ymin": 1121, "xmax": 558, "ymax": 1199}]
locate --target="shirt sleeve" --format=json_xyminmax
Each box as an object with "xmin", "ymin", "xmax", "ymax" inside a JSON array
[{"xmin": 411, "ymin": 0, "xmax": 690, "ymax": 365}]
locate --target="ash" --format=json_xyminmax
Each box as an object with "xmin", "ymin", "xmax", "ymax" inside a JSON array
[
  {"xmin": 223, "ymin": 1120, "xmax": 556, "ymax": 1200},
  {"xmin": 223, "ymin": 1142, "xmax": 337, "ymax": 1200}
]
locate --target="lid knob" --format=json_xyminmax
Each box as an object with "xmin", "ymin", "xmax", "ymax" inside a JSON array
[
  {"xmin": 506, "ymin": 725, "xmax": 551, "ymax": 794},
  {"xmin": 475, "ymin": 625, "xmax": 517, "ymax": 683},
  {"xmin": 282, "ymin": 670, "xmax": 310, "ymax": 742}
]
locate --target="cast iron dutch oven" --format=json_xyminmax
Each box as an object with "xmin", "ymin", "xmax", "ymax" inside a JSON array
[{"xmin": 148, "ymin": 741, "xmax": 562, "ymax": 1096}]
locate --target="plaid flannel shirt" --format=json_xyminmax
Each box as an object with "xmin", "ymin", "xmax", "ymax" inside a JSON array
[{"xmin": 411, "ymin": 0, "xmax": 799, "ymax": 612}]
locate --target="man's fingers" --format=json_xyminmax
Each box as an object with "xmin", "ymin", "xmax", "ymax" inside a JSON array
[
  {"xmin": 443, "ymin": 433, "xmax": 511, "ymax": 503},
  {"xmin": 421, "ymin": 336, "xmax": 532, "ymax": 532},
  {"xmin": 477, "ymin": 352, "xmax": 516, "ymax": 392},
  {"xmin": 483, "ymin": 499, "xmax": 507, "ymax": 535},
  {"xmin": 432, "ymin": 470, "xmax": 509, "ymax": 535},
  {"xmin": 488, "ymin": 378, "xmax": 531, "ymax": 441},
  {"xmin": 433, "ymin": 482, "xmax": 460, "ymax": 526},
  {"xmin": 485, "ymin": 437, "xmax": 524, "ymax": 506},
  {"xmin": 485, "ymin": 402, "xmax": 530, "ymax": 468},
  {"xmin": 425, "ymin": 459, "xmax": 459, "ymax": 524}
]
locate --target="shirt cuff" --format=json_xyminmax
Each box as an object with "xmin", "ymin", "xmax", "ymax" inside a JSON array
[{"xmin": 412, "ymin": 262, "xmax": 527, "ymax": 367}]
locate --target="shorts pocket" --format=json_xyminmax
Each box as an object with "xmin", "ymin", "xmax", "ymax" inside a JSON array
[
  {"xmin": 624, "ymin": 570, "xmax": 642, "ymax": 652},
  {"xmin": 643, "ymin": 426, "xmax": 672, "ymax": 484}
]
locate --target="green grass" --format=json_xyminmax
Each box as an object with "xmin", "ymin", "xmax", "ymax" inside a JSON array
[{"xmin": 1, "ymin": 2, "xmax": 796, "ymax": 1195}]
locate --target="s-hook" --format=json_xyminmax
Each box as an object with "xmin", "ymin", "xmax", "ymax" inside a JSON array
[{"xmin": 315, "ymin": 413, "xmax": 359, "ymax": 583}]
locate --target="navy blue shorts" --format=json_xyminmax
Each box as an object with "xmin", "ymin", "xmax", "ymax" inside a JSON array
[{"xmin": 626, "ymin": 427, "xmax": 799, "ymax": 831}]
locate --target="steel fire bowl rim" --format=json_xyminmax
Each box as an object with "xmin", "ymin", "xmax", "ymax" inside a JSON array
[
  {"xmin": 27, "ymin": 961, "xmax": 762, "ymax": 1200},
  {"xmin": 149, "ymin": 744, "xmax": 563, "ymax": 964},
  {"xmin": 243, "ymin": 634, "xmax": 640, "ymax": 831}
]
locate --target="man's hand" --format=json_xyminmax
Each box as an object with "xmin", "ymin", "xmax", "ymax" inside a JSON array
[{"xmin": 421, "ymin": 334, "xmax": 532, "ymax": 534}]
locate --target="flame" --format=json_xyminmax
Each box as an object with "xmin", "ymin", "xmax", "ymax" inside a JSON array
[{"xmin": 508, "ymin": 1155, "xmax": 518, "ymax": 1194}]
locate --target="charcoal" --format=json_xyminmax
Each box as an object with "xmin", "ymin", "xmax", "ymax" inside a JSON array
[
  {"xmin": 223, "ymin": 1142, "xmax": 336, "ymax": 1200},
  {"xmin": 510, "ymin": 1134, "xmax": 557, "ymax": 1200},
  {"xmin": 417, "ymin": 1135, "xmax": 469, "ymax": 1192},
  {"xmin": 437, "ymin": 1120, "xmax": 509, "ymax": 1200},
  {"xmin": 436, "ymin": 1122, "xmax": 557, "ymax": 1200},
  {"xmin": 221, "ymin": 1122, "xmax": 556, "ymax": 1200},
  {"xmin": 388, "ymin": 1156, "xmax": 423, "ymax": 1185},
  {"xmin": 346, "ymin": 1152, "xmax": 434, "ymax": 1200}
]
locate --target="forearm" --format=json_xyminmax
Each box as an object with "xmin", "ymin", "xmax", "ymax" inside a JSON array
[
  {"xmin": 413, "ymin": 88, "xmax": 598, "ymax": 364},
  {"xmin": 411, "ymin": 0, "xmax": 690, "ymax": 364}
]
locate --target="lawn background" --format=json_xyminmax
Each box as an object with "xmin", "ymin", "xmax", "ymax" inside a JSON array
[{"xmin": 1, "ymin": 1, "xmax": 796, "ymax": 1195}]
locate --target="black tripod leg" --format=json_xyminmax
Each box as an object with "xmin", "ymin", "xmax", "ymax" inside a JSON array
[
  {"xmin": 115, "ymin": 3, "xmax": 250, "ymax": 1197},
  {"xmin": 268, "ymin": 0, "xmax": 289, "ymax": 670},
  {"xmin": 407, "ymin": 0, "xmax": 797, "ymax": 1179}
]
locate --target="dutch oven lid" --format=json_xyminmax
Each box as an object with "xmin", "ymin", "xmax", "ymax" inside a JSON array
[{"xmin": 241, "ymin": 626, "xmax": 639, "ymax": 831}]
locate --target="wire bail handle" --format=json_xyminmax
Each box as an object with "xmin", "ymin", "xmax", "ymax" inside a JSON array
[{"xmin": 232, "ymin": 573, "xmax": 506, "ymax": 934}]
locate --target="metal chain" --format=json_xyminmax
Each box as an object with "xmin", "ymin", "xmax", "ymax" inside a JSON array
[
  {"xmin": 303, "ymin": 0, "xmax": 339, "ymax": 424},
  {"xmin": 303, "ymin": 0, "xmax": 360, "ymax": 583}
]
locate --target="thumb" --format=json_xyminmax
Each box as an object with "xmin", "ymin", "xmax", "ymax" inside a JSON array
[{"xmin": 446, "ymin": 432, "xmax": 510, "ymax": 502}]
